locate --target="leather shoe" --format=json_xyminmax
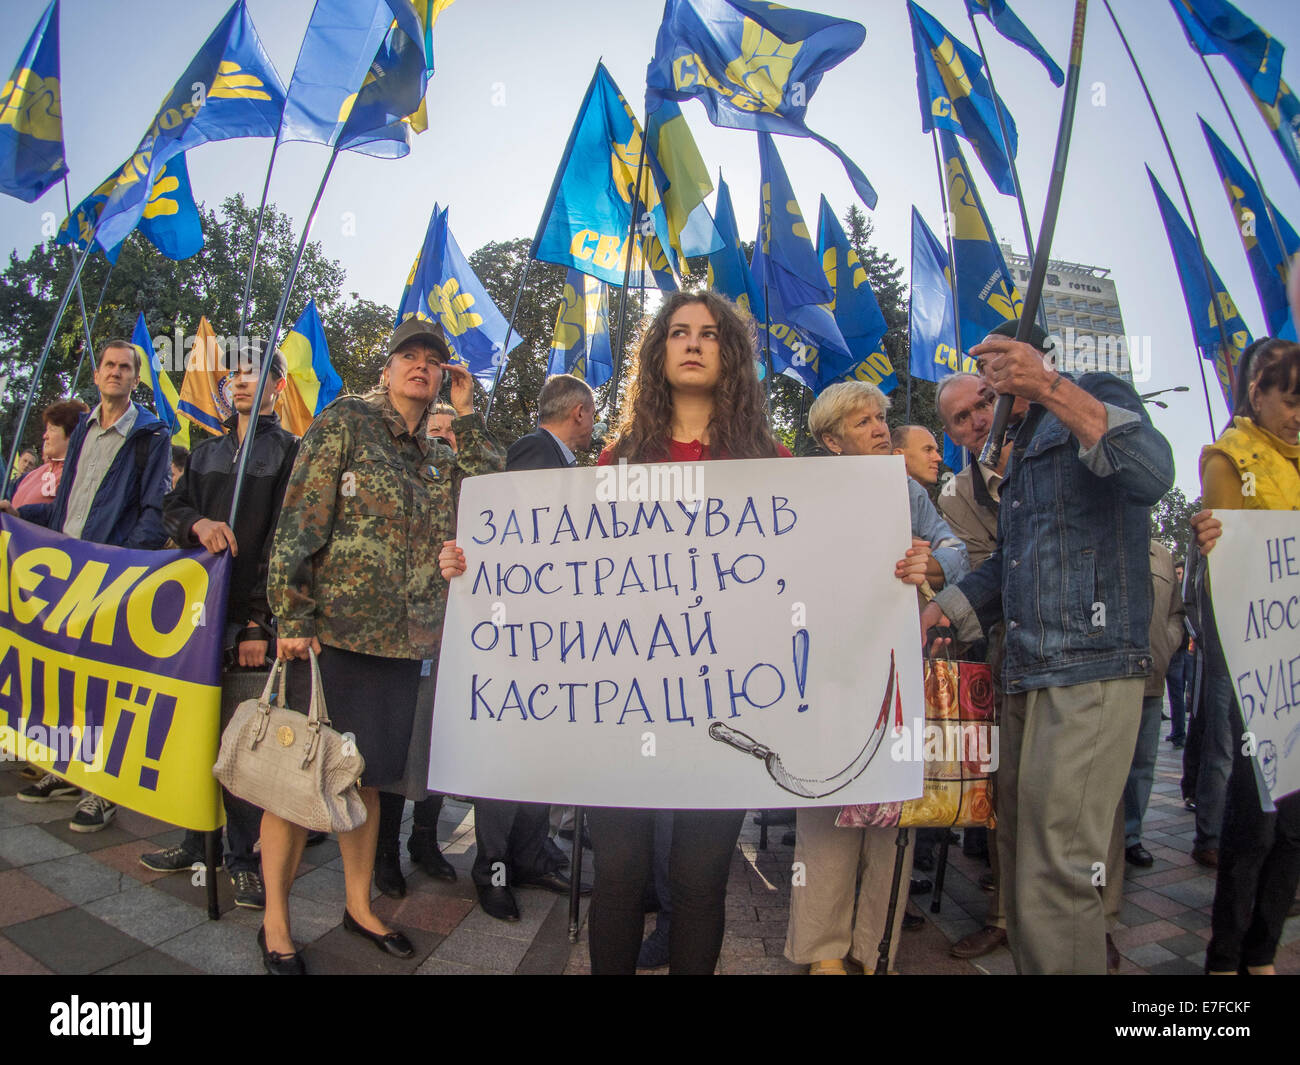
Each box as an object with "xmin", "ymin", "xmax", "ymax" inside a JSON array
[
  {"xmin": 517, "ymin": 869, "xmax": 591, "ymax": 896},
  {"xmin": 909, "ymin": 876, "xmax": 933, "ymax": 896},
  {"xmin": 950, "ymin": 925, "xmax": 1007, "ymax": 959},
  {"xmin": 1125, "ymin": 843, "xmax": 1154, "ymax": 867},
  {"xmin": 258, "ymin": 926, "xmax": 305, "ymax": 975},
  {"xmin": 1192, "ymin": 847, "xmax": 1219, "ymax": 869},
  {"xmin": 373, "ymin": 849, "xmax": 406, "ymax": 898},
  {"xmin": 477, "ymin": 884, "xmax": 520, "ymax": 922},
  {"xmin": 1106, "ymin": 933, "xmax": 1121, "ymax": 975},
  {"xmin": 342, "ymin": 910, "xmax": 414, "ymax": 959}
]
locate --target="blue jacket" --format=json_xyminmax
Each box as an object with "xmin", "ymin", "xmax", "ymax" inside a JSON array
[
  {"xmin": 18, "ymin": 402, "xmax": 171, "ymax": 549},
  {"xmin": 934, "ymin": 373, "xmax": 1175, "ymax": 693}
]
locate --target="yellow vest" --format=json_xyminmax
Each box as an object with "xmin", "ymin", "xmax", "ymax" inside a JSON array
[{"xmin": 1200, "ymin": 417, "xmax": 1300, "ymax": 510}]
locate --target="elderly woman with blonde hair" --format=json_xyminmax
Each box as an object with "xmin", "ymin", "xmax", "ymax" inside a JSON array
[{"xmin": 785, "ymin": 379, "xmax": 969, "ymax": 975}]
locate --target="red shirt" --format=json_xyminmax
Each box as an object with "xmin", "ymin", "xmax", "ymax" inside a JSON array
[{"xmin": 597, "ymin": 439, "xmax": 792, "ymax": 464}]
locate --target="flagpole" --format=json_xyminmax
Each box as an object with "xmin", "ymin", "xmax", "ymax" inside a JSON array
[
  {"xmin": 228, "ymin": 144, "xmax": 341, "ymax": 528},
  {"xmin": 1101, "ymin": 0, "xmax": 1221, "ymax": 439},
  {"xmin": 607, "ymin": 121, "xmax": 650, "ymax": 412},
  {"xmin": 983, "ymin": 0, "xmax": 1093, "ymax": 469},
  {"xmin": 1195, "ymin": 52, "xmax": 1290, "ymax": 285},
  {"xmin": 931, "ymin": 131, "xmax": 965, "ymax": 367},
  {"xmin": 5, "ymin": 212, "xmax": 103, "ymax": 478},
  {"xmin": 762, "ymin": 274, "xmax": 774, "ymax": 417},
  {"xmin": 71, "ymin": 262, "xmax": 115, "ymax": 394},
  {"xmin": 966, "ymin": 11, "xmax": 1050, "ymax": 336},
  {"xmin": 236, "ymin": 138, "xmax": 281, "ymax": 352},
  {"xmin": 61, "ymin": 179, "xmax": 98, "ymax": 386},
  {"xmin": 483, "ymin": 257, "xmax": 533, "ymax": 422}
]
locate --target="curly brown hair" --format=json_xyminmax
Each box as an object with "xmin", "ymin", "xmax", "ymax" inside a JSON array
[{"xmin": 606, "ymin": 291, "xmax": 781, "ymax": 461}]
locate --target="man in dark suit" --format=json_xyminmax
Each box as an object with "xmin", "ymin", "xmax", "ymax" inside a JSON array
[{"xmin": 473, "ymin": 374, "xmax": 595, "ymax": 922}]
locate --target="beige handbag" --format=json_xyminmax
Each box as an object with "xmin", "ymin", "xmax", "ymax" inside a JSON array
[{"xmin": 213, "ymin": 651, "xmax": 368, "ymax": 833}]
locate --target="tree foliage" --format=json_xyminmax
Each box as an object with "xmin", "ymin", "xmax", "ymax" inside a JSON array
[{"xmin": 1151, "ymin": 485, "xmax": 1203, "ymax": 562}]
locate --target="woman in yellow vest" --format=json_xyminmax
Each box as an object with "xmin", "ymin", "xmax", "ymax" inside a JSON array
[{"xmin": 1191, "ymin": 338, "xmax": 1300, "ymax": 975}]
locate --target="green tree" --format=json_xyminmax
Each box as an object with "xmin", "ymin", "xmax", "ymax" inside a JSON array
[{"xmin": 1151, "ymin": 486, "xmax": 1203, "ymax": 561}]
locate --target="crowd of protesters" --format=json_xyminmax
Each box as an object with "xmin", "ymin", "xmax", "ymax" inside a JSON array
[{"xmin": 2, "ymin": 288, "xmax": 1297, "ymax": 976}]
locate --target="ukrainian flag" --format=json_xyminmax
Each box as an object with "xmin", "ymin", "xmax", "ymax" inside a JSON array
[
  {"xmin": 548, "ymin": 269, "xmax": 612, "ymax": 388},
  {"xmin": 279, "ymin": 300, "xmax": 342, "ymax": 437},
  {"xmin": 133, "ymin": 313, "xmax": 188, "ymax": 446},
  {"xmin": 0, "ymin": 0, "xmax": 67, "ymax": 202}
]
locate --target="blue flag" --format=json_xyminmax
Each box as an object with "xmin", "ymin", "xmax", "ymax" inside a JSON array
[
  {"xmin": 334, "ymin": 6, "xmax": 432, "ymax": 157},
  {"xmin": 92, "ymin": 1, "xmax": 286, "ymax": 255},
  {"xmin": 132, "ymin": 313, "xmax": 186, "ymax": 443},
  {"xmin": 965, "ymin": 0, "xmax": 1064, "ymax": 86},
  {"xmin": 645, "ymin": 0, "xmax": 876, "ymax": 208},
  {"xmin": 943, "ymin": 434, "xmax": 968, "ymax": 474},
  {"xmin": 0, "ymin": 0, "xmax": 66, "ymax": 202},
  {"xmin": 910, "ymin": 1, "xmax": 1018, "ymax": 197},
  {"xmin": 755, "ymin": 133, "xmax": 832, "ymax": 311},
  {"xmin": 939, "ymin": 130, "xmax": 1022, "ymax": 351},
  {"xmin": 1246, "ymin": 76, "xmax": 1300, "ymax": 188},
  {"xmin": 1170, "ymin": 0, "xmax": 1284, "ymax": 109},
  {"xmin": 399, "ymin": 204, "xmax": 522, "ymax": 386},
  {"xmin": 1148, "ymin": 167, "xmax": 1253, "ymax": 408},
  {"xmin": 279, "ymin": 299, "xmax": 343, "ymax": 436},
  {"xmin": 816, "ymin": 196, "xmax": 898, "ymax": 394},
  {"xmin": 533, "ymin": 63, "xmax": 679, "ymax": 291},
  {"xmin": 645, "ymin": 100, "xmax": 723, "ymax": 261},
  {"xmin": 548, "ymin": 269, "xmax": 613, "ymax": 389},
  {"xmin": 908, "ymin": 206, "xmax": 963, "ymax": 385},
  {"xmin": 57, "ymin": 153, "xmax": 203, "ymax": 263},
  {"xmin": 706, "ymin": 172, "xmax": 764, "ymax": 319},
  {"xmin": 1201, "ymin": 118, "xmax": 1299, "ymax": 339},
  {"xmin": 750, "ymin": 276, "xmax": 852, "ymax": 392}
]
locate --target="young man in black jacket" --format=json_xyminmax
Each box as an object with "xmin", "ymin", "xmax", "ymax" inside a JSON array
[{"xmin": 138, "ymin": 352, "xmax": 299, "ymax": 909}]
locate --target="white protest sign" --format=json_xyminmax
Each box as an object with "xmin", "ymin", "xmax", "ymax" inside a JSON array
[
  {"xmin": 1207, "ymin": 510, "xmax": 1300, "ymax": 803},
  {"xmin": 429, "ymin": 455, "xmax": 925, "ymax": 808}
]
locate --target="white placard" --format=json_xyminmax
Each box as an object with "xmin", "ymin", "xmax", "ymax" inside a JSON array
[
  {"xmin": 1207, "ymin": 510, "xmax": 1300, "ymax": 803},
  {"xmin": 429, "ymin": 456, "xmax": 925, "ymax": 808}
]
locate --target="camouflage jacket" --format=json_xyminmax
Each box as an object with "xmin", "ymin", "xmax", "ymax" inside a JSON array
[{"xmin": 269, "ymin": 391, "xmax": 504, "ymax": 658}]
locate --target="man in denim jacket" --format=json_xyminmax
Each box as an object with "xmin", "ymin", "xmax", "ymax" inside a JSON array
[{"xmin": 921, "ymin": 323, "xmax": 1175, "ymax": 974}]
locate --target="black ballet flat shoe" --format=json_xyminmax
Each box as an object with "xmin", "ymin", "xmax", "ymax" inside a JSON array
[
  {"xmin": 342, "ymin": 910, "xmax": 414, "ymax": 959},
  {"xmin": 258, "ymin": 926, "xmax": 306, "ymax": 975}
]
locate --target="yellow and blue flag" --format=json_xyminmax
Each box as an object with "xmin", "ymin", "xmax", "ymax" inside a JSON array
[
  {"xmin": 178, "ymin": 317, "xmax": 233, "ymax": 436},
  {"xmin": 910, "ymin": 1, "xmax": 1018, "ymax": 197},
  {"xmin": 57, "ymin": 153, "xmax": 204, "ymax": 263},
  {"xmin": 548, "ymin": 269, "xmax": 612, "ymax": 389},
  {"xmin": 1201, "ymin": 118, "xmax": 1298, "ymax": 340},
  {"xmin": 816, "ymin": 196, "xmax": 896, "ymax": 394},
  {"xmin": 1245, "ymin": 76, "xmax": 1300, "ymax": 186},
  {"xmin": 93, "ymin": 1, "xmax": 285, "ymax": 255},
  {"xmin": 908, "ymin": 206, "xmax": 962, "ymax": 386},
  {"xmin": 1170, "ymin": 0, "xmax": 1284, "ymax": 109},
  {"xmin": 940, "ymin": 130, "xmax": 1022, "ymax": 351},
  {"xmin": 533, "ymin": 63, "xmax": 679, "ymax": 291},
  {"xmin": 399, "ymin": 205, "xmax": 522, "ymax": 385},
  {"xmin": 279, "ymin": 299, "xmax": 342, "ymax": 437},
  {"xmin": 132, "ymin": 313, "xmax": 188, "ymax": 446},
  {"xmin": 706, "ymin": 171, "xmax": 764, "ymax": 319},
  {"xmin": 646, "ymin": 0, "xmax": 876, "ymax": 208},
  {"xmin": 0, "ymin": 0, "xmax": 66, "ymax": 203},
  {"xmin": 965, "ymin": 0, "xmax": 1063, "ymax": 86},
  {"xmin": 1149, "ymin": 168, "xmax": 1253, "ymax": 407},
  {"xmin": 645, "ymin": 100, "xmax": 722, "ymax": 262}
]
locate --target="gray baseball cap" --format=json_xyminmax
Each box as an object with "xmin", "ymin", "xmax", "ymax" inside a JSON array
[{"xmin": 388, "ymin": 316, "xmax": 452, "ymax": 362}]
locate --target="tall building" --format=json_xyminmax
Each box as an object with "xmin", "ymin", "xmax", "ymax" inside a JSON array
[{"xmin": 999, "ymin": 244, "xmax": 1138, "ymax": 382}]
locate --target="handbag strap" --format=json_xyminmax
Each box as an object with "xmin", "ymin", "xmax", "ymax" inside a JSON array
[{"xmin": 305, "ymin": 648, "xmax": 333, "ymax": 730}]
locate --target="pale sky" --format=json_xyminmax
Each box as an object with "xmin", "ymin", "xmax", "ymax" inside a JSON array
[{"xmin": 2, "ymin": 0, "xmax": 1298, "ymax": 497}]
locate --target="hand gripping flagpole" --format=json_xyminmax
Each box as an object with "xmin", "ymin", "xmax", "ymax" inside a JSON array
[
  {"xmin": 228, "ymin": 144, "xmax": 340, "ymax": 529},
  {"xmin": 1100, "ymin": 0, "xmax": 1222, "ymax": 440},
  {"xmin": 981, "ymin": 0, "xmax": 1090, "ymax": 471},
  {"xmin": 965, "ymin": 9, "xmax": 1051, "ymax": 338}
]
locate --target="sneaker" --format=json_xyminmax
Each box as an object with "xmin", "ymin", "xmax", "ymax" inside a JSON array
[
  {"xmin": 69, "ymin": 793, "xmax": 117, "ymax": 833},
  {"xmin": 139, "ymin": 844, "xmax": 203, "ymax": 873},
  {"xmin": 17, "ymin": 773, "xmax": 82, "ymax": 803},
  {"xmin": 231, "ymin": 870, "xmax": 266, "ymax": 910}
]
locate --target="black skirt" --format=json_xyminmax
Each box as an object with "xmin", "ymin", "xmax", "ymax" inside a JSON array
[{"xmin": 286, "ymin": 644, "xmax": 422, "ymax": 788}]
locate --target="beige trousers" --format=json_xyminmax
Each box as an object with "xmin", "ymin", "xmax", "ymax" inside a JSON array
[
  {"xmin": 998, "ymin": 677, "xmax": 1144, "ymax": 974},
  {"xmin": 785, "ymin": 805, "xmax": 915, "ymax": 971}
]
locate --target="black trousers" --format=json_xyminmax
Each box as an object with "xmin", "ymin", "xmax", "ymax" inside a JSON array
[
  {"xmin": 376, "ymin": 792, "xmax": 444, "ymax": 855},
  {"xmin": 587, "ymin": 807, "xmax": 745, "ymax": 975},
  {"xmin": 1206, "ymin": 746, "xmax": 1300, "ymax": 971},
  {"xmin": 471, "ymin": 799, "xmax": 554, "ymax": 886}
]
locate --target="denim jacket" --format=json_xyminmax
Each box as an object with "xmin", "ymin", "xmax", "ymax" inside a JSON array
[{"xmin": 934, "ymin": 372, "xmax": 1175, "ymax": 693}]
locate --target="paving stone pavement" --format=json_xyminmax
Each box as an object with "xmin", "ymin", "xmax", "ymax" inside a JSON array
[{"xmin": 1, "ymin": 740, "xmax": 1296, "ymax": 975}]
